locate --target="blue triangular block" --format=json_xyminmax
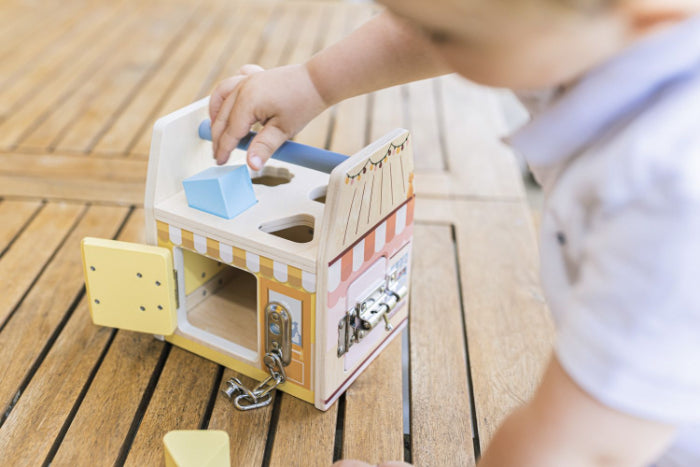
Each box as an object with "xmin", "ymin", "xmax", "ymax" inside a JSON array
[{"xmin": 183, "ymin": 165, "xmax": 257, "ymax": 219}]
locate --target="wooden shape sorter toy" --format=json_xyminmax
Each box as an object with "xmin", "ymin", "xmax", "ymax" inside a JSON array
[{"xmin": 81, "ymin": 98, "xmax": 415, "ymax": 411}]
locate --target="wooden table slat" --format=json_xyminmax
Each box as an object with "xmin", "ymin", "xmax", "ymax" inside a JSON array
[
  {"xmin": 50, "ymin": 308, "xmax": 167, "ymax": 465},
  {"xmin": 0, "ymin": 1, "xmax": 96, "ymax": 91},
  {"xmin": 415, "ymin": 198, "xmax": 553, "ymax": 449},
  {"xmin": 0, "ymin": 2, "xmax": 64, "ymax": 61},
  {"xmin": 407, "ymin": 78, "xmax": 445, "ymax": 171},
  {"xmin": 409, "ymin": 224, "xmax": 476, "ymax": 467},
  {"xmin": 54, "ymin": 3, "xmax": 201, "ymax": 154},
  {"xmin": 0, "ymin": 202, "xmax": 84, "ymax": 327},
  {"xmin": 342, "ymin": 338, "xmax": 405, "ymax": 463},
  {"xmin": 90, "ymin": 0, "xmax": 234, "ymax": 156},
  {"xmin": 0, "ymin": 205, "xmax": 131, "ymax": 465},
  {"xmin": 2, "ymin": 2, "xmax": 150, "ymax": 150},
  {"xmin": 207, "ymin": 369, "xmax": 276, "ymax": 467},
  {"xmin": 0, "ymin": 153, "xmax": 147, "ymax": 205},
  {"xmin": 269, "ymin": 395, "xmax": 338, "ymax": 466},
  {"xmin": 123, "ymin": 348, "xmax": 220, "ymax": 467},
  {"xmin": 370, "ymin": 85, "xmax": 404, "ymax": 144},
  {"xmin": 45, "ymin": 212, "xmax": 174, "ymax": 466},
  {"xmin": 0, "ymin": 199, "xmax": 42, "ymax": 255},
  {"xmin": 0, "ymin": 2, "xmax": 131, "ymax": 147},
  {"xmin": 129, "ymin": 2, "xmax": 276, "ymax": 156},
  {"xmin": 255, "ymin": 4, "xmax": 300, "ymax": 71}
]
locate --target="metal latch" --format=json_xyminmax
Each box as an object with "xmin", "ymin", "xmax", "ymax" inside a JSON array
[
  {"xmin": 265, "ymin": 302, "xmax": 292, "ymax": 365},
  {"xmin": 337, "ymin": 276, "xmax": 408, "ymax": 358},
  {"xmin": 220, "ymin": 301, "xmax": 292, "ymax": 410}
]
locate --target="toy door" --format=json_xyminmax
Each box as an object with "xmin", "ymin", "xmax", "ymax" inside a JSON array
[{"xmin": 81, "ymin": 237, "xmax": 178, "ymax": 335}]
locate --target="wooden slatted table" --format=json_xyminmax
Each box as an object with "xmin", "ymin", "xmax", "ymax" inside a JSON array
[{"xmin": 0, "ymin": 1, "xmax": 553, "ymax": 465}]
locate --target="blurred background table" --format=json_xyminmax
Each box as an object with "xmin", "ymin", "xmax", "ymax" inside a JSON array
[{"xmin": 0, "ymin": 0, "xmax": 552, "ymax": 465}]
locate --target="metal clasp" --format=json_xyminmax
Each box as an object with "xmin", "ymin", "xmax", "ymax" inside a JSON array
[
  {"xmin": 337, "ymin": 271, "xmax": 408, "ymax": 358},
  {"xmin": 221, "ymin": 350, "xmax": 288, "ymax": 411}
]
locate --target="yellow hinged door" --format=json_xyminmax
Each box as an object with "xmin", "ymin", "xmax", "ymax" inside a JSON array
[{"xmin": 81, "ymin": 237, "xmax": 178, "ymax": 335}]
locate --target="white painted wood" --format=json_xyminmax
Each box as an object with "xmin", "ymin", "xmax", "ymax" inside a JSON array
[
  {"xmin": 314, "ymin": 129, "xmax": 415, "ymax": 407},
  {"xmin": 145, "ymin": 98, "xmax": 415, "ymax": 409}
]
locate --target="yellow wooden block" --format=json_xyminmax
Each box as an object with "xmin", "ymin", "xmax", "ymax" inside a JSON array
[
  {"xmin": 163, "ymin": 430, "xmax": 230, "ymax": 467},
  {"xmin": 81, "ymin": 237, "xmax": 178, "ymax": 335}
]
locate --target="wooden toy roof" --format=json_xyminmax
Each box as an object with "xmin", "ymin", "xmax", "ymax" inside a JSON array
[{"xmin": 154, "ymin": 154, "xmax": 328, "ymax": 272}]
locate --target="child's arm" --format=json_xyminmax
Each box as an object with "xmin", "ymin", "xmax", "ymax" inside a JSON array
[
  {"xmin": 332, "ymin": 355, "xmax": 674, "ymax": 467},
  {"xmin": 209, "ymin": 11, "xmax": 448, "ymax": 167},
  {"xmin": 478, "ymin": 356, "xmax": 676, "ymax": 467}
]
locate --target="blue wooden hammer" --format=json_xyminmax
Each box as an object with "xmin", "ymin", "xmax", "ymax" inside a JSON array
[{"xmin": 198, "ymin": 120, "xmax": 347, "ymax": 174}]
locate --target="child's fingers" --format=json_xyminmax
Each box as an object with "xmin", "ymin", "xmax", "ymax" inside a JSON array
[
  {"xmin": 211, "ymin": 84, "xmax": 244, "ymax": 159},
  {"xmin": 214, "ymin": 95, "xmax": 260, "ymax": 165},
  {"xmin": 214, "ymin": 113, "xmax": 257, "ymax": 166},
  {"xmin": 209, "ymin": 65, "xmax": 264, "ymax": 123},
  {"xmin": 209, "ymin": 76, "xmax": 245, "ymax": 123},
  {"xmin": 238, "ymin": 63, "xmax": 264, "ymax": 76},
  {"xmin": 246, "ymin": 122, "xmax": 289, "ymax": 170}
]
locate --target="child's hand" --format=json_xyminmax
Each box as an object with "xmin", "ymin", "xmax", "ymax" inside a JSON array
[{"xmin": 209, "ymin": 63, "xmax": 328, "ymax": 169}]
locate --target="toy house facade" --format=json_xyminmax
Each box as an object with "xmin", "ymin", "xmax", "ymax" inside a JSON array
[{"xmin": 81, "ymin": 98, "xmax": 415, "ymax": 410}]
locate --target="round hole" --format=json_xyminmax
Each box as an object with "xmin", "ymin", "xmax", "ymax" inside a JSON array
[
  {"xmin": 137, "ymin": 272, "xmax": 143, "ymax": 278},
  {"xmin": 155, "ymin": 281, "xmax": 161, "ymax": 286},
  {"xmin": 94, "ymin": 299, "xmax": 100, "ymax": 305},
  {"xmin": 90, "ymin": 266, "xmax": 96, "ymax": 271},
  {"xmin": 157, "ymin": 305, "xmax": 163, "ymax": 310},
  {"xmin": 201, "ymin": 272, "xmax": 206, "ymax": 278},
  {"xmin": 139, "ymin": 306, "xmax": 145, "ymax": 311}
]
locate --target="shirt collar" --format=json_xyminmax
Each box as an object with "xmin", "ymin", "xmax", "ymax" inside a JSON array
[{"xmin": 509, "ymin": 14, "xmax": 700, "ymax": 167}]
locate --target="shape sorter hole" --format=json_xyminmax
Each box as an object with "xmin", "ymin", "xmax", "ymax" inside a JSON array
[
  {"xmin": 309, "ymin": 185, "xmax": 327, "ymax": 204},
  {"xmin": 259, "ymin": 214, "xmax": 315, "ymax": 244},
  {"xmin": 251, "ymin": 166, "xmax": 294, "ymax": 187},
  {"xmin": 137, "ymin": 272, "xmax": 142, "ymax": 278}
]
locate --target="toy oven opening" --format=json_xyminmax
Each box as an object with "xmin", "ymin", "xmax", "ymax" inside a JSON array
[{"xmin": 176, "ymin": 248, "xmax": 259, "ymax": 362}]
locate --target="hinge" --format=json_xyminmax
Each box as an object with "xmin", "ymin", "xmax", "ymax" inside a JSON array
[{"xmin": 173, "ymin": 269, "xmax": 180, "ymax": 309}]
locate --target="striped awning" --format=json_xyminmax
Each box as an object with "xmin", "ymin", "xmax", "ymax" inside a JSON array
[
  {"xmin": 327, "ymin": 197, "xmax": 414, "ymax": 304},
  {"xmin": 156, "ymin": 221, "xmax": 316, "ymax": 293}
]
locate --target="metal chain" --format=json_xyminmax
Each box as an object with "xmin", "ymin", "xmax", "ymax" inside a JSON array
[{"xmin": 221, "ymin": 350, "xmax": 287, "ymax": 411}]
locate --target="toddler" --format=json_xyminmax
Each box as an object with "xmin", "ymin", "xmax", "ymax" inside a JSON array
[{"xmin": 208, "ymin": 0, "xmax": 700, "ymax": 465}]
